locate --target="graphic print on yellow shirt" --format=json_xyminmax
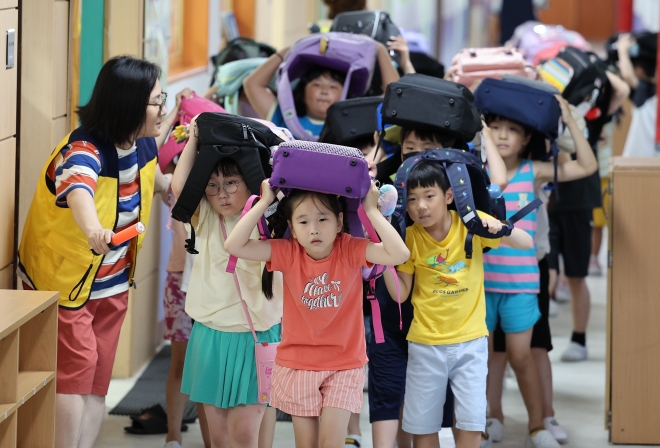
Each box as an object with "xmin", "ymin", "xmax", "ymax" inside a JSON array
[{"xmin": 398, "ymin": 211, "xmax": 500, "ymax": 345}]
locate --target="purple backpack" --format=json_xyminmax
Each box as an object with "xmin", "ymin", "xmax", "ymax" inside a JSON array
[
  {"xmin": 508, "ymin": 21, "xmax": 589, "ymax": 64},
  {"xmin": 269, "ymin": 140, "xmax": 401, "ymax": 343},
  {"xmin": 276, "ymin": 33, "xmax": 377, "ymax": 141}
]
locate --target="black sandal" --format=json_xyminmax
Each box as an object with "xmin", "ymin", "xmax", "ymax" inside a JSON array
[{"xmin": 124, "ymin": 404, "xmax": 188, "ymax": 435}]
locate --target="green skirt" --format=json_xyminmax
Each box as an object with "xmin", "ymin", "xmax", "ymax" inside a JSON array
[{"xmin": 181, "ymin": 321, "xmax": 281, "ymax": 408}]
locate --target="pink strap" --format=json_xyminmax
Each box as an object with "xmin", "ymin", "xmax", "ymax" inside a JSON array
[
  {"xmin": 357, "ymin": 204, "xmax": 403, "ymax": 332},
  {"xmin": 220, "ymin": 216, "xmax": 259, "ymax": 344},
  {"xmin": 226, "ymin": 195, "xmax": 270, "ymax": 274}
]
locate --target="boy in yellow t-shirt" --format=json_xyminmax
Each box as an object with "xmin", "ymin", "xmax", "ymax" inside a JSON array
[{"xmin": 384, "ymin": 159, "xmax": 532, "ymax": 448}]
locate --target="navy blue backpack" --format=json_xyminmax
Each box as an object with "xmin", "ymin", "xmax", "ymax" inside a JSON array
[{"xmin": 473, "ymin": 77, "xmax": 563, "ymax": 186}]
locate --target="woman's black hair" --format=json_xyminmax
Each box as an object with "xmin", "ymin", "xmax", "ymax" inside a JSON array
[
  {"xmin": 77, "ymin": 56, "xmax": 162, "ymax": 146},
  {"xmin": 262, "ymin": 190, "xmax": 349, "ymax": 299},
  {"xmin": 293, "ymin": 66, "xmax": 347, "ymax": 117},
  {"xmin": 400, "ymin": 127, "xmax": 456, "ymax": 149}
]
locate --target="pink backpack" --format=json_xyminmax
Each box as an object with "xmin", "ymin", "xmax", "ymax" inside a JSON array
[
  {"xmin": 449, "ymin": 47, "xmax": 536, "ymax": 89},
  {"xmin": 158, "ymin": 93, "xmax": 227, "ymax": 172}
]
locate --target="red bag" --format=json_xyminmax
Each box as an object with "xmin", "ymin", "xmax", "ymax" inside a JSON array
[
  {"xmin": 158, "ymin": 93, "xmax": 227, "ymax": 172},
  {"xmin": 449, "ymin": 47, "xmax": 536, "ymax": 89}
]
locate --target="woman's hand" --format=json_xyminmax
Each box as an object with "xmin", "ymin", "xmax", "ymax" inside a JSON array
[
  {"xmin": 363, "ymin": 180, "xmax": 380, "ymax": 213},
  {"xmin": 387, "ymin": 35, "xmax": 415, "ymax": 75},
  {"xmin": 175, "ymin": 88, "xmax": 194, "ymax": 108},
  {"xmin": 87, "ymin": 228, "xmax": 115, "ymax": 255}
]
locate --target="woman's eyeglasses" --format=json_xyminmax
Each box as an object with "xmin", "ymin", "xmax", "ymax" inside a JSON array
[
  {"xmin": 205, "ymin": 180, "xmax": 243, "ymax": 196},
  {"xmin": 147, "ymin": 92, "xmax": 168, "ymax": 114}
]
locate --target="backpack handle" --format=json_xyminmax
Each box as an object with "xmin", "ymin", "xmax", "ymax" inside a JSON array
[
  {"xmin": 357, "ymin": 203, "xmax": 402, "ymax": 337},
  {"xmin": 226, "ymin": 195, "xmax": 271, "ymax": 274}
]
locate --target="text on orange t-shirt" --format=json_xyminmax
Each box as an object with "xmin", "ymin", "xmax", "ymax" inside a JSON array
[{"xmin": 267, "ymin": 233, "xmax": 372, "ymax": 371}]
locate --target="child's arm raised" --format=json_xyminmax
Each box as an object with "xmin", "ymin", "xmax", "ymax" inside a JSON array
[
  {"xmin": 224, "ymin": 179, "xmax": 274, "ymax": 262},
  {"xmin": 383, "ymin": 269, "xmax": 413, "ymax": 303},
  {"xmin": 243, "ymin": 50, "xmax": 287, "ymax": 119},
  {"xmin": 171, "ymin": 115, "xmax": 200, "ymax": 200},
  {"xmin": 482, "ymin": 121, "xmax": 509, "ymax": 191},
  {"xmin": 375, "ymin": 41, "xmax": 400, "ymax": 92},
  {"xmin": 364, "ymin": 181, "xmax": 410, "ymax": 266},
  {"xmin": 482, "ymin": 216, "xmax": 533, "ymax": 250},
  {"xmin": 535, "ymin": 95, "xmax": 598, "ymax": 184}
]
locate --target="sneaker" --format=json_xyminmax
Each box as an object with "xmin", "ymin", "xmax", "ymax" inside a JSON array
[
  {"xmin": 345, "ymin": 436, "xmax": 361, "ymax": 447},
  {"xmin": 588, "ymin": 260, "xmax": 603, "ymax": 276},
  {"xmin": 164, "ymin": 442, "xmax": 183, "ymax": 448},
  {"xmin": 480, "ymin": 432, "xmax": 493, "ymax": 448},
  {"xmin": 560, "ymin": 342, "xmax": 588, "ymax": 362},
  {"xmin": 548, "ymin": 298, "xmax": 558, "ymax": 317},
  {"xmin": 486, "ymin": 418, "xmax": 504, "ymax": 442},
  {"xmin": 525, "ymin": 429, "xmax": 561, "ymax": 448},
  {"xmin": 554, "ymin": 282, "xmax": 571, "ymax": 303},
  {"xmin": 544, "ymin": 417, "xmax": 568, "ymax": 444}
]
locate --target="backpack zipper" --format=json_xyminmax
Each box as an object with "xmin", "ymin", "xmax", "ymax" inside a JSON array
[
  {"xmin": 242, "ymin": 123, "xmax": 248, "ymax": 139},
  {"xmin": 246, "ymin": 125, "xmax": 258, "ymax": 143}
]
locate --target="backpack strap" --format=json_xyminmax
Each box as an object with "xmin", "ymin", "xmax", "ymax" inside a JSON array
[
  {"xmin": 358, "ymin": 204, "xmax": 402, "ymax": 339},
  {"xmin": 220, "ymin": 216, "xmax": 259, "ymax": 344},
  {"xmin": 226, "ymin": 195, "xmax": 270, "ymax": 274}
]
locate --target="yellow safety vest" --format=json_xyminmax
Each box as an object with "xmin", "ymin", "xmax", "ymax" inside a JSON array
[{"xmin": 18, "ymin": 127, "xmax": 157, "ymax": 309}]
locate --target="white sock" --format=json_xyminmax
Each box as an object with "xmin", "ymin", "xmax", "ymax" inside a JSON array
[{"xmin": 345, "ymin": 434, "xmax": 362, "ymax": 447}]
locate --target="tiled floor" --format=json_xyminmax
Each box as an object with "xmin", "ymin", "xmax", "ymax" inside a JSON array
[{"xmin": 96, "ymin": 242, "xmax": 656, "ymax": 448}]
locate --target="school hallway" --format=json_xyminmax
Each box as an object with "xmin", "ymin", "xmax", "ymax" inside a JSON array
[{"xmin": 94, "ymin": 242, "xmax": 647, "ymax": 448}]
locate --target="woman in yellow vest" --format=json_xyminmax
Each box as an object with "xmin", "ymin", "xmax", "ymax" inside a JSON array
[{"xmin": 18, "ymin": 55, "xmax": 170, "ymax": 448}]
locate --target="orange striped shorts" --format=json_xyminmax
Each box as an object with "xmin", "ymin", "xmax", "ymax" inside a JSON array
[{"xmin": 271, "ymin": 363, "xmax": 365, "ymax": 417}]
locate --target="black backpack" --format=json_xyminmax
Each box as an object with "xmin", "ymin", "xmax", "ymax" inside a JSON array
[
  {"xmin": 545, "ymin": 47, "xmax": 612, "ymax": 114},
  {"xmin": 381, "ymin": 74, "xmax": 483, "ymax": 145},
  {"xmin": 318, "ymin": 97, "xmax": 381, "ymax": 146},
  {"xmin": 172, "ymin": 113, "xmax": 283, "ymax": 253},
  {"xmin": 209, "ymin": 37, "xmax": 276, "ymax": 86},
  {"xmin": 393, "ymin": 149, "xmax": 541, "ymax": 258},
  {"xmin": 331, "ymin": 10, "xmax": 401, "ymax": 65}
]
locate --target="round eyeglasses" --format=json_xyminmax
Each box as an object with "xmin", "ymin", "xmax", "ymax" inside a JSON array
[
  {"xmin": 147, "ymin": 92, "xmax": 168, "ymax": 114},
  {"xmin": 205, "ymin": 180, "xmax": 243, "ymax": 196}
]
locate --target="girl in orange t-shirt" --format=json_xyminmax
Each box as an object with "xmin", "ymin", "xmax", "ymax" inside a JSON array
[{"xmin": 225, "ymin": 179, "xmax": 409, "ymax": 448}]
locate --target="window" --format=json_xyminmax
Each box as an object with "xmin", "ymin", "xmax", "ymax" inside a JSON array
[{"xmin": 168, "ymin": 0, "xmax": 209, "ymax": 78}]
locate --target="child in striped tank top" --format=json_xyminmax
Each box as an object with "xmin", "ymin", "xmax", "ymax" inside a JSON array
[{"xmin": 482, "ymin": 95, "xmax": 598, "ymax": 448}]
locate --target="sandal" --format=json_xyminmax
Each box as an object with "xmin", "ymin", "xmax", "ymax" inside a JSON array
[{"xmin": 124, "ymin": 404, "xmax": 188, "ymax": 435}]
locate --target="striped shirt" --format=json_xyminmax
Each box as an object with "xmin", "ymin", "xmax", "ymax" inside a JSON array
[
  {"xmin": 483, "ymin": 160, "xmax": 539, "ymax": 294},
  {"xmin": 50, "ymin": 141, "xmax": 140, "ymax": 299}
]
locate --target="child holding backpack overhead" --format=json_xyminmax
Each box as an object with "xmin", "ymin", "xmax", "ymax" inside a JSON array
[
  {"xmin": 224, "ymin": 179, "xmax": 409, "ymax": 448},
  {"xmin": 171, "ymin": 116, "xmax": 284, "ymax": 448},
  {"xmin": 243, "ymin": 37, "xmax": 398, "ymax": 139},
  {"xmin": 382, "ymin": 153, "xmax": 533, "ymax": 448},
  {"xmin": 480, "ymin": 95, "xmax": 597, "ymax": 448}
]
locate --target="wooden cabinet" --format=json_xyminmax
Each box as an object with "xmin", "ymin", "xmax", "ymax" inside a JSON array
[
  {"xmin": 607, "ymin": 158, "xmax": 660, "ymax": 444},
  {"xmin": 537, "ymin": 0, "xmax": 616, "ymax": 40},
  {"xmin": 0, "ymin": 290, "xmax": 58, "ymax": 448}
]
